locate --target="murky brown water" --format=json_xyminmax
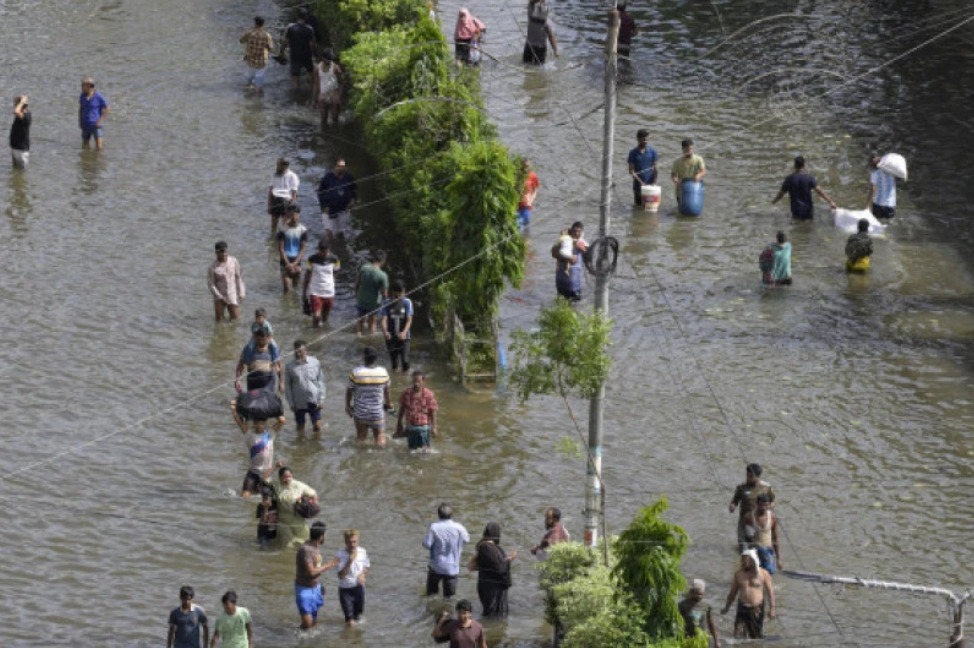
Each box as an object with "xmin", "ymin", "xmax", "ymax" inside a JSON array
[{"xmin": 1, "ymin": 0, "xmax": 973, "ymax": 646}]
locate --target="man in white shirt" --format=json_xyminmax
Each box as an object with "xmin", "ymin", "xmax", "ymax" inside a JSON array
[
  {"xmin": 267, "ymin": 157, "xmax": 299, "ymax": 233},
  {"xmin": 324, "ymin": 530, "xmax": 371, "ymax": 626}
]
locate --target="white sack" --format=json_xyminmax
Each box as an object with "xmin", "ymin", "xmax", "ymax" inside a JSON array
[
  {"xmin": 834, "ymin": 208, "xmax": 887, "ymax": 235},
  {"xmin": 878, "ymin": 153, "xmax": 908, "ymax": 181}
]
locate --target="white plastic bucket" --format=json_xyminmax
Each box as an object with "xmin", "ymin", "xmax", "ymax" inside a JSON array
[{"xmin": 641, "ymin": 184, "xmax": 661, "ymax": 212}]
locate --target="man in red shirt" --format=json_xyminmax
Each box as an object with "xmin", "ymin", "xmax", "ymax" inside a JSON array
[
  {"xmin": 395, "ymin": 371, "xmax": 439, "ymax": 451},
  {"xmin": 516, "ymin": 158, "xmax": 540, "ymax": 231}
]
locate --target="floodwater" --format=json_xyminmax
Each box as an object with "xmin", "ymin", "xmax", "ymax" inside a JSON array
[{"xmin": 1, "ymin": 0, "xmax": 973, "ymax": 646}]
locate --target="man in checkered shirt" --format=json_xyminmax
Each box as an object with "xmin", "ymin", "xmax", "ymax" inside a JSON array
[{"xmin": 240, "ymin": 16, "xmax": 274, "ymax": 94}]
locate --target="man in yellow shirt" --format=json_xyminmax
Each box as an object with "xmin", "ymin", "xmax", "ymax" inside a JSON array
[{"xmin": 670, "ymin": 138, "xmax": 706, "ymax": 203}]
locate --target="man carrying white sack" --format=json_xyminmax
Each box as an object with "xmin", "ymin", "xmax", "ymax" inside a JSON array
[{"xmin": 867, "ymin": 153, "xmax": 906, "ymax": 220}]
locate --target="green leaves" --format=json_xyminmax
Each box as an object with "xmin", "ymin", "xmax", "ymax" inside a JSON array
[
  {"xmin": 509, "ymin": 300, "xmax": 613, "ymax": 401},
  {"xmin": 312, "ymin": 0, "xmax": 525, "ymax": 371},
  {"xmin": 537, "ymin": 501, "xmax": 704, "ymax": 648}
]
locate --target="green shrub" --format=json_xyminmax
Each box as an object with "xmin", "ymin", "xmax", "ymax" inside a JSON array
[{"xmin": 311, "ymin": 2, "xmax": 524, "ymax": 369}]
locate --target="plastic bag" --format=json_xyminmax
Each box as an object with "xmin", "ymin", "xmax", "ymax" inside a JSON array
[
  {"xmin": 293, "ymin": 494, "xmax": 321, "ymax": 519},
  {"xmin": 834, "ymin": 208, "xmax": 886, "ymax": 235},
  {"xmin": 877, "ymin": 153, "xmax": 907, "ymax": 181},
  {"xmin": 236, "ymin": 390, "xmax": 283, "ymax": 421}
]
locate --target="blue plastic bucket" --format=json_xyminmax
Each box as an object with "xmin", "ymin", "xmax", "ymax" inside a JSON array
[{"xmin": 679, "ymin": 180, "xmax": 704, "ymax": 216}]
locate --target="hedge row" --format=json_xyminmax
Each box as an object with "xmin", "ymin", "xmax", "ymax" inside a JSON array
[{"xmin": 310, "ymin": 0, "xmax": 525, "ymax": 370}]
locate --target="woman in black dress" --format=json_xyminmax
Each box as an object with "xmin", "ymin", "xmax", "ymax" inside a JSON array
[{"xmin": 467, "ymin": 522, "xmax": 517, "ymax": 616}]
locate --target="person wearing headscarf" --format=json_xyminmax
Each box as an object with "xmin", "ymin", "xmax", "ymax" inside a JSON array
[
  {"xmin": 721, "ymin": 548, "xmax": 776, "ymax": 639},
  {"xmin": 466, "ymin": 522, "xmax": 516, "ymax": 616},
  {"xmin": 453, "ymin": 9, "xmax": 485, "ymax": 67}
]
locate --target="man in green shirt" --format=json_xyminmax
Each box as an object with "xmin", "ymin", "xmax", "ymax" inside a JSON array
[
  {"xmin": 210, "ymin": 591, "xmax": 252, "ymax": 648},
  {"xmin": 670, "ymin": 138, "xmax": 706, "ymax": 202},
  {"xmin": 355, "ymin": 250, "xmax": 389, "ymax": 335}
]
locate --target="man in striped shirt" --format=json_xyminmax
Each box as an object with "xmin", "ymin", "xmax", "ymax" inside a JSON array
[
  {"xmin": 867, "ymin": 155, "xmax": 897, "ymax": 219},
  {"xmin": 345, "ymin": 347, "xmax": 391, "ymax": 447}
]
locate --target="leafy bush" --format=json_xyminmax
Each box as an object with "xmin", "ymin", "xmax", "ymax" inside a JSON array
[
  {"xmin": 538, "ymin": 502, "xmax": 707, "ymax": 648},
  {"xmin": 310, "ymin": 2, "xmax": 524, "ymax": 369}
]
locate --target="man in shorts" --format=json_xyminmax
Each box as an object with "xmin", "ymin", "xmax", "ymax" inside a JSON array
[
  {"xmin": 277, "ymin": 205, "xmax": 308, "ymax": 293},
  {"xmin": 345, "ymin": 347, "xmax": 392, "ymax": 447},
  {"xmin": 302, "ymin": 239, "xmax": 340, "ymax": 327},
  {"xmin": 283, "ymin": 9, "xmax": 317, "ymax": 89},
  {"xmin": 295, "ymin": 521, "xmax": 329, "ymax": 629},
  {"xmin": 354, "ymin": 250, "xmax": 388, "ymax": 335},
  {"xmin": 284, "ymin": 340, "xmax": 326, "ymax": 434},
  {"xmin": 317, "ymin": 159, "xmax": 358, "ymax": 240},
  {"xmin": 230, "ymin": 398, "xmax": 285, "ymax": 498},
  {"xmin": 78, "ymin": 77, "xmax": 110, "ymax": 150},
  {"xmin": 267, "ymin": 157, "xmax": 299, "ymax": 233},
  {"xmin": 240, "ymin": 16, "xmax": 274, "ymax": 94},
  {"xmin": 395, "ymin": 371, "xmax": 438, "ymax": 451}
]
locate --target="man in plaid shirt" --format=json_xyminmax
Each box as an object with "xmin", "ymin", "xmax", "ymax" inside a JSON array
[
  {"xmin": 395, "ymin": 371, "xmax": 439, "ymax": 451},
  {"xmin": 240, "ymin": 16, "xmax": 274, "ymax": 93}
]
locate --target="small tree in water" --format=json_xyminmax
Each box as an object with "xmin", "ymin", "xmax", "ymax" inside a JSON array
[
  {"xmin": 613, "ymin": 496, "xmax": 692, "ymax": 642},
  {"xmin": 509, "ymin": 299, "xmax": 612, "ymax": 404}
]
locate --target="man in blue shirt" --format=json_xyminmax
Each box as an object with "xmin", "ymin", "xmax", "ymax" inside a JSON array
[
  {"xmin": 78, "ymin": 77, "xmax": 110, "ymax": 150},
  {"xmin": 423, "ymin": 503, "xmax": 470, "ymax": 597},
  {"xmin": 627, "ymin": 129, "xmax": 658, "ymax": 207},
  {"xmin": 167, "ymin": 585, "xmax": 209, "ymax": 648},
  {"xmin": 317, "ymin": 159, "xmax": 358, "ymax": 240}
]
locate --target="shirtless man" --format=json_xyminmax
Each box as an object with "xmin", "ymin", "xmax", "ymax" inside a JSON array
[
  {"xmin": 729, "ymin": 463, "xmax": 775, "ymax": 550},
  {"xmin": 744, "ymin": 494, "xmax": 781, "ymax": 574},
  {"xmin": 721, "ymin": 548, "xmax": 775, "ymax": 639}
]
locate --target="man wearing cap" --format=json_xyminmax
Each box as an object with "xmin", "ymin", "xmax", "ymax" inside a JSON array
[
  {"xmin": 729, "ymin": 463, "xmax": 775, "ymax": 550},
  {"xmin": 721, "ymin": 548, "xmax": 775, "ymax": 639},
  {"xmin": 627, "ymin": 129, "xmax": 659, "ymax": 207},
  {"xmin": 345, "ymin": 347, "xmax": 392, "ymax": 447},
  {"xmin": 679, "ymin": 579, "xmax": 721, "ymax": 647},
  {"xmin": 670, "ymin": 138, "xmax": 706, "ymax": 202},
  {"xmin": 207, "ymin": 241, "xmax": 246, "ymax": 322},
  {"xmin": 284, "ymin": 340, "xmax": 326, "ymax": 434},
  {"xmin": 771, "ymin": 155, "xmax": 837, "ymax": 220},
  {"xmin": 236, "ymin": 326, "xmax": 283, "ymax": 392}
]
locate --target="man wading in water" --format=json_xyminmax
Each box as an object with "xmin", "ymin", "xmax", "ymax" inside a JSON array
[{"xmin": 721, "ymin": 548, "xmax": 776, "ymax": 639}]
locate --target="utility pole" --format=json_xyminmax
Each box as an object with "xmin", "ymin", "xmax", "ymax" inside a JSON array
[
  {"xmin": 784, "ymin": 570, "xmax": 971, "ymax": 648},
  {"xmin": 583, "ymin": 3, "xmax": 619, "ymax": 559}
]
